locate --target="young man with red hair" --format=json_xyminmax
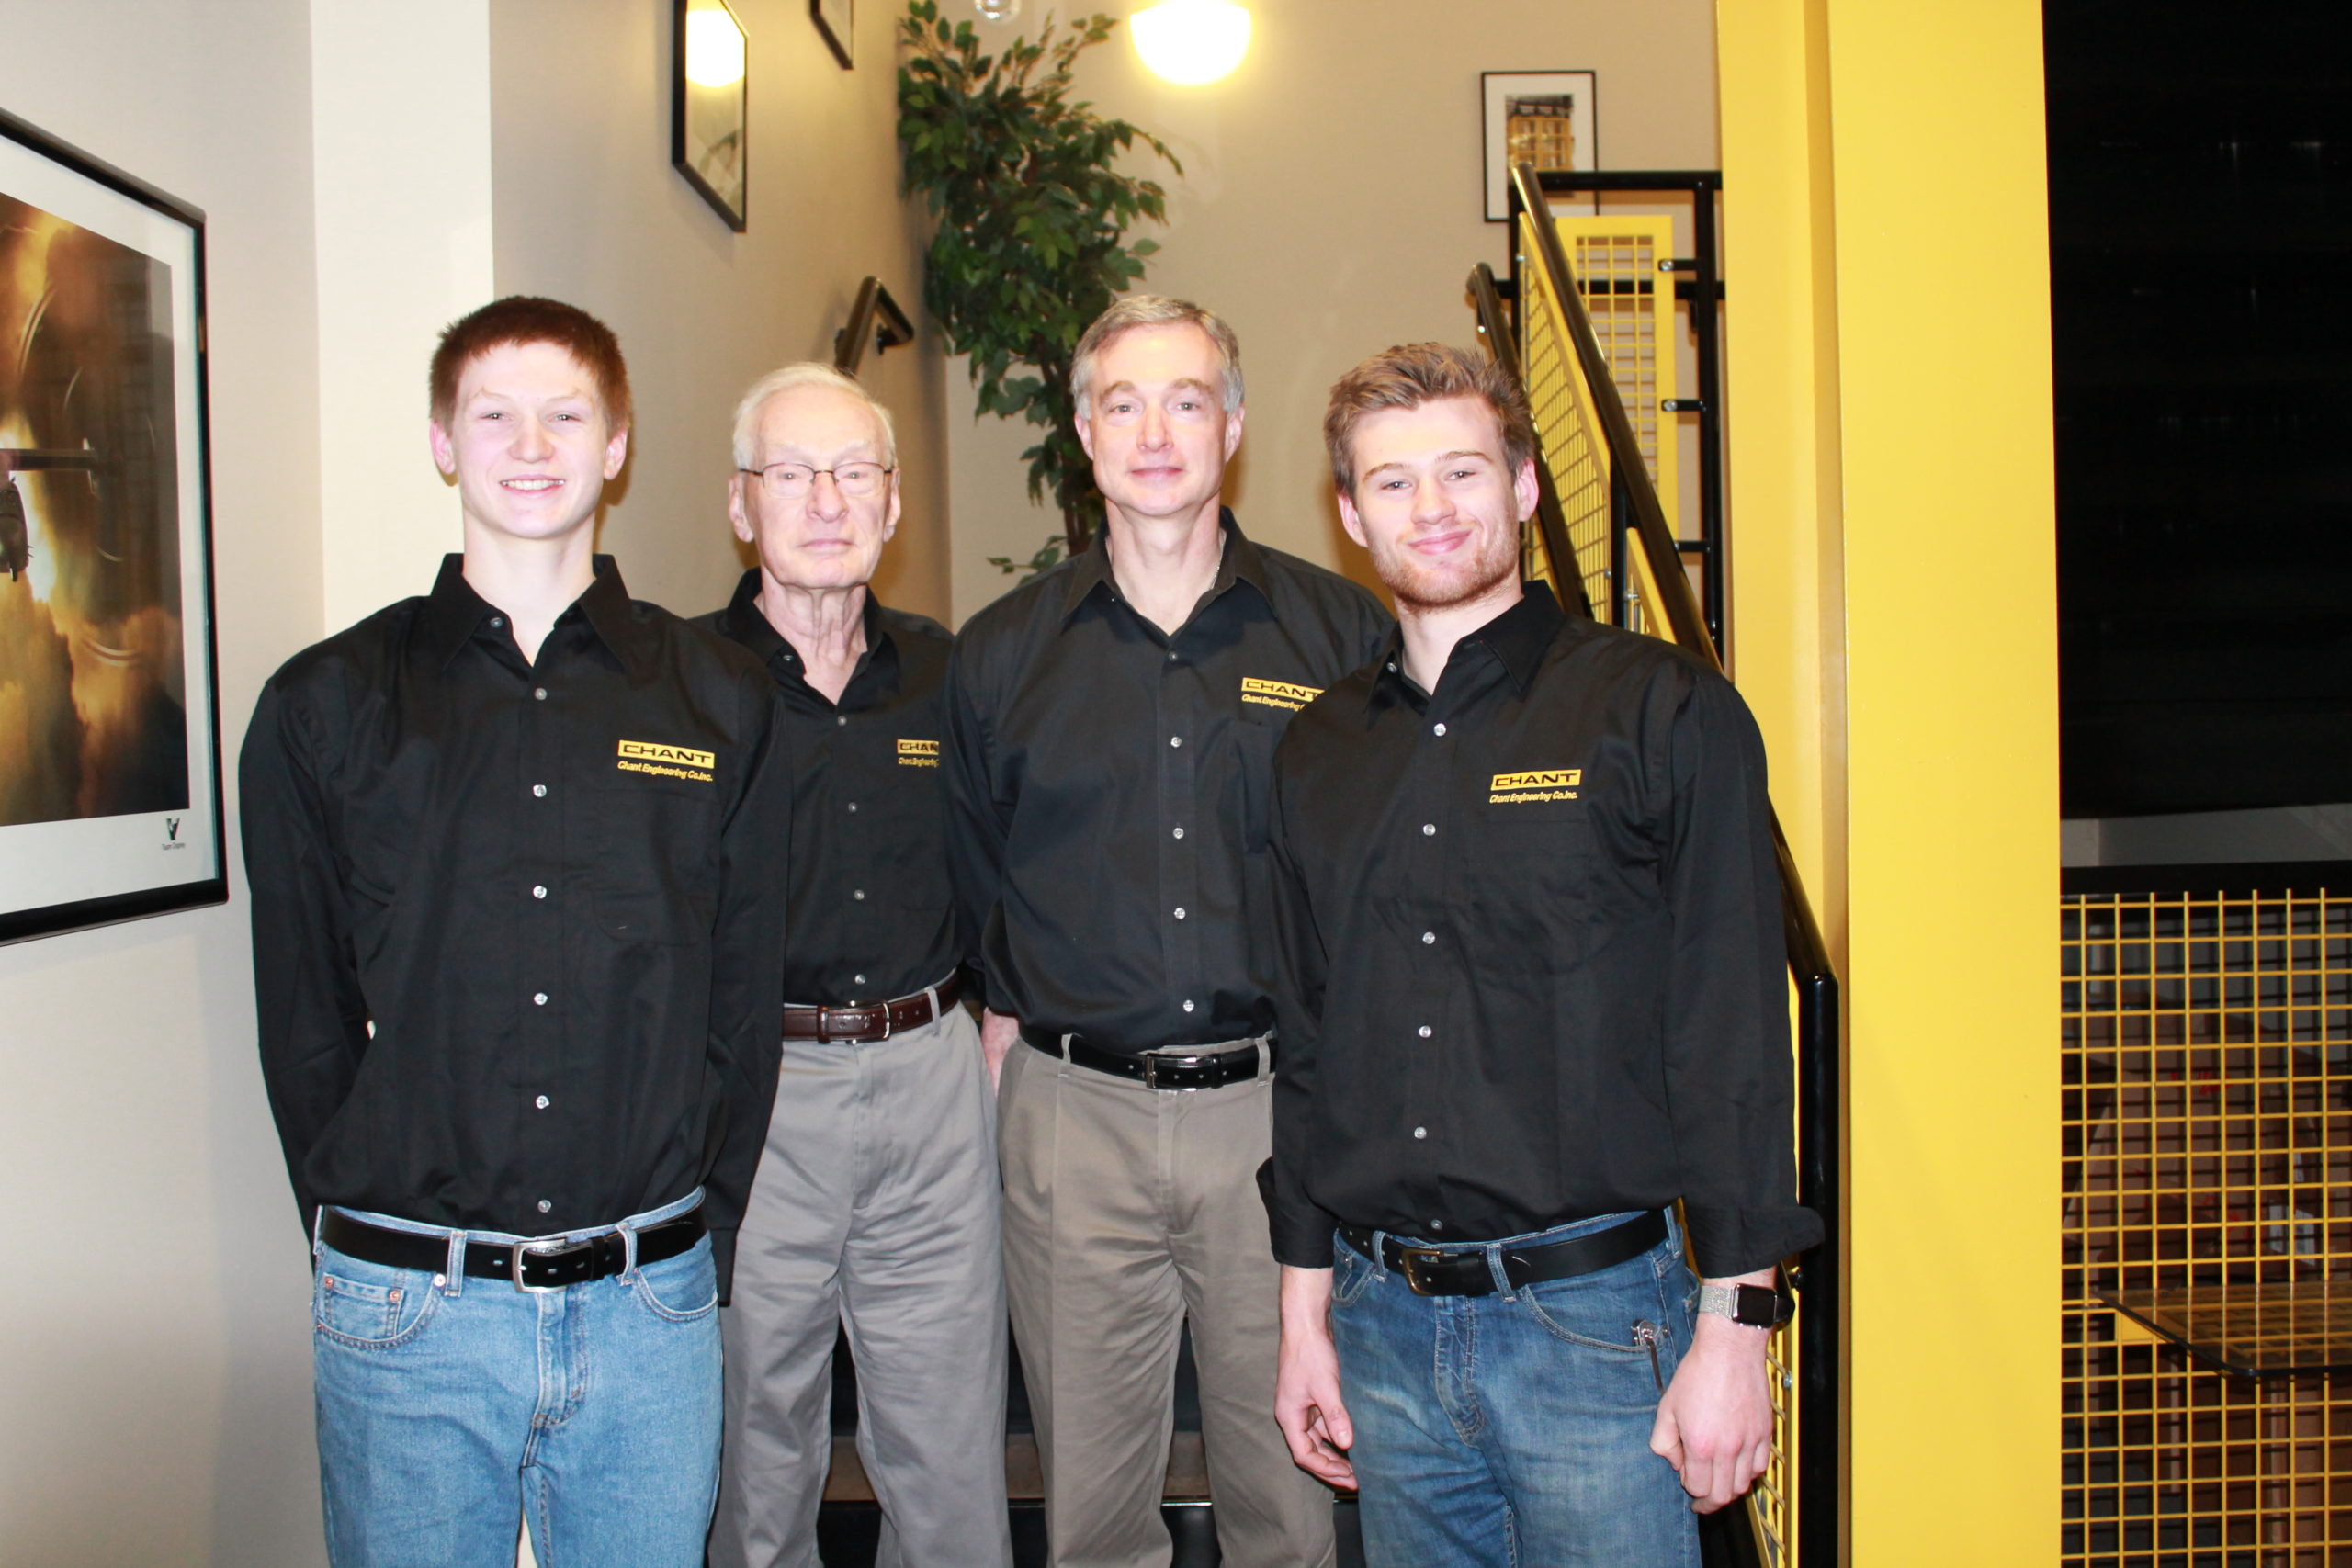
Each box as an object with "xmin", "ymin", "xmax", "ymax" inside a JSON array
[{"xmin": 243, "ymin": 296, "xmax": 791, "ymax": 1566}]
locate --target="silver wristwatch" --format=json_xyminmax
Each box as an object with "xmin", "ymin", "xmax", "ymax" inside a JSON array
[{"xmin": 1698, "ymin": 1282, "xmax": 1791, "ymax": 1327}]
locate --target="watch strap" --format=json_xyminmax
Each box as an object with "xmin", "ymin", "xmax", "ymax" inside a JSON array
[{"xmin": 1698, "ymin": 1281, "xmax": 1791, "ymax": 1327}]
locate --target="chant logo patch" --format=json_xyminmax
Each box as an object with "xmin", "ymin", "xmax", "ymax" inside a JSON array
[
  {"xmin": 1489, "ymin": 768, "xmax": 1582, "ymax": 805},
  {"xmin": 616, "ymin": 739, "xmax": 715, "ymax": 784},
  {"xmin": 898, "ymin": 739, "xmax": 941, "ymax": 768},
  {"xmin": 1240, "ymin": 676, "xmax": 1322, "ymax": 712}
]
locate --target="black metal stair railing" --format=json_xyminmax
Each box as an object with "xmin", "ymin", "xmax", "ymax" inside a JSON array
[{"xmin": 1475, "ymin": 160, "xmax": 1841, "ymax": 1568}]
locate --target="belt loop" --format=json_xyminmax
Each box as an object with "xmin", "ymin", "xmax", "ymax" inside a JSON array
[
  {"xmin": 444, "ymin": 1229, "xmax": 467, "ymax": 1298},
  {"xmin": 616, "ymin": 1217, "xmax": 639, "ymax": 1283},
  {"xmin": 1487, "ymin": 1241, "xmax": 1516, "ymax": 1302},
  {"xmin": 1368, "ymin": 1228, "xmax": 1391, "ymax": 1279},
  {"xmin": 311, "ymin": 1205, "xmax": 325, "ymax": 1266}
]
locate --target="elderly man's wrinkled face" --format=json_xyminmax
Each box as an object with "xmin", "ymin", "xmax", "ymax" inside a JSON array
[{"xmin": 730, "ymin": 383, "xmax": 899, "ymax": 593}]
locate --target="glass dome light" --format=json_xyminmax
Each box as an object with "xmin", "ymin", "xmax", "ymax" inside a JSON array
[
  {"xmin": 684, "ymin": 7, "xmax": 745, "ymax": 87},
  {"xmin": 1130, "ymin": 0, "xmax": 1251, "ymax": 86}
]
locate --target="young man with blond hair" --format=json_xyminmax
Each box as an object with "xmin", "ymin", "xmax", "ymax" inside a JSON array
[{"xmin": 1265, "ymin": 342, "xmax": 1818, "ymax": 1566}]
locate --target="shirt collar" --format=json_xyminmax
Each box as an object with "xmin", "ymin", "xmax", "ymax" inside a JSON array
[
  {"xmin": 418, "ymin": 553, "xmax": 650, "ymax": 673},
  {"xmin": 1363, "ymin": 581, "xmax": 1566, "ymax": 714},
  {"xmin": 717, "ymin": 569, "xmax": 899, "ymax": 693},
  {"xmin": 1057, "ymin": 506, "xmax": 1268, "ymax": 627}
]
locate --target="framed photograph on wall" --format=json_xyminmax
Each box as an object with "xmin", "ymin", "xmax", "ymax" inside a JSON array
[
  {"xmin": 673, "ymin": 0, "xmax": 749, "ymax": 231},
  {"xmin": 1483, "ymin": 71, "xmax": 1598, "ymax": 220},
  {"xmin": 0, "ymin": 108, "xmax": 224, "ymax": 945},
  {"xmin": 812, "ymin": 0, "xmax": 854, "ymax": 69}
]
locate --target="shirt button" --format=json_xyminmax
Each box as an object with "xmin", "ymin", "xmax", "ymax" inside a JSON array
[
  {"xmin": 846, "ymin": 802, "xmax": 858, "ymax": 813},
  {"xmin": 532, "ymin": 784, "xmax": 547, "ymax": 798},
  {"xmin": 1385, "ymin": 661, "xmax": 1396, "ymax": 672},
  {"xmin": 838, "ymin": 716, "xmax": 848, "ymax": 727},
  {"xmin": 854, "ymin": 974, "xmax": 867, "ymax": 986},
  {"xmin": 853, "ymin": 889, "xmax": 866, "ymax": 901},
  {"xmin": 1422, "ymin": 823, "xmax": 1436, "ymax": 836},
  {"xmin": 1412, "ymin": 1126, "xmax": 1427, "ymax": 1140},
  {"xmin": 531, "ymin": 885, "xmax": 547, "ymax": 899},
  {"xmin": 533, "ymin": 992, "xmax": 548, "ymax": 1006},
  {"xmin": 1432, "ymin": 722, "xmax": 1447, "ymax": 737},
  {"xmin": 1418, "ymin": 1025, "xmax": 1433, "ymax": 1038},
  {"xmin": 537, "ymin": 1200, "xmax": 552, "ymax": 1214},
  {"xmin": 1421, "ymin": 931, "xmax": 1436, "ymax": 945},
  {"xmin": 1173, "ymin": 907, "xmax": 1187, "ymax": 920},
  {"xmin": 489, "ymin": 615, "xmax": 504, "ymax": 628},
  {"xmin": 535, "ymin": 1095, "xmax": 549, "ymax": 1110},
  {"xmin": 1172, "ymin": 826, "xmax": 1185, "ymax": 840},
  {"xmin": 1183, "ymin": 999, "xmax": 1196, "ymax": 1013},
  {"xmin": 1170, "ymin": 736, "xmax": 1182, "ymax": 749},
  {"xmin": 1168, "ymin": 650, "xmax": 1179, "ymax": 662},
  {"xmin": 533, "ymin": 686, "xmax": 548, "ymax": 702},
  {"xmin": 1430, "ymin": 1219, "xmax": 1445, "ymax": 1232}
]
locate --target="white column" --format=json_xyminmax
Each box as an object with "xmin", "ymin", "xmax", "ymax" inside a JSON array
[{"xmin": 310, "ymin": 0, "xmax": 494, "ymax": 633}]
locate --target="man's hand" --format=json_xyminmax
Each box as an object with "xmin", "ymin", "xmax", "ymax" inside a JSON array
[
  {"xmin": 1274, "ymin": 1265, "xmax": 1356, "ymax": 1490},
  {"xmin": 1649, "ymin": 1269, "xmax": 1777, "ymax": 1513},
  {"xmin": 979, "ymin": 1008, "xmax": 1020, "ymax": 1089}
]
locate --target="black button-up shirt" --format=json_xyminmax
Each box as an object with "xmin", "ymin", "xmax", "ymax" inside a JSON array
[
  {"xmin": 701, "ymin": 570, "xmax": 959, "ymax": 1006},
  {"xmin": 944, "ymin": 511, "xmax": 1392, "ymax": 1053},
  {"xmin": 241, "ymin": 556, "xmax": 792, "ymax": 1276},
  {"xmin": 1265, "ymin": 586, "xmax": 1820, "ymax": 1279}
]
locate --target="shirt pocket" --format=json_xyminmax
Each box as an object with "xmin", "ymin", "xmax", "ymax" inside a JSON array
[
  {"xmin": 579, "ymin": 774, "xmax": 720, "ymax": 944},
  {"xmin": 1466, "ymin": 805, "xmax": 1600, "ymax": 975}
]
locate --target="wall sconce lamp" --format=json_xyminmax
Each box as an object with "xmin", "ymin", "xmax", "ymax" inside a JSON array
[{"xmin": 1131, "ymin": 0, "xmax": 1251, "ymax": 85}]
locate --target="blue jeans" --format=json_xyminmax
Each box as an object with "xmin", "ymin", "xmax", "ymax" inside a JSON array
[
  {"xmin": 1329, "ymin": 1212, "xmax": 1701, "ymax": 1568},
  {"xmin": 311, "ymin": 1190, "xmax": 721, "ymax": 1567}
]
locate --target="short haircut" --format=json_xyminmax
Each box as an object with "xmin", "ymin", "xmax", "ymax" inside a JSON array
[
  {"xmin": 730, "ymin": 362, "xmax": 899, "ymax": 470},
  {"xmin": 1070, "ymin": 295, "xmax": 1245, "ymax": 415},
  {"xmin": 1323, "ymin": 342, "xmax": 1538, "ymax": 495},
  {"xmin": 429, "ymin": 296, "xmax": 632, "ymax": 434}
]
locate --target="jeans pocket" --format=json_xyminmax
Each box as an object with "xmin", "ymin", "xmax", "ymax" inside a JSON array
[
  {"xmin": 628, "ymin": 1238, "xmax": 719, "ymax": 1324},
  {"xmin": 1329, "ymin": 1236, "xmax": 1382, "ymax": 1308},
  {"xmin": 314, "ymin": 1254, "xmax": 440, "ymax": 1349},
  {"xmin": 1518, "ymin": 1260, "xmax": 1668, "ymax": 1356}
]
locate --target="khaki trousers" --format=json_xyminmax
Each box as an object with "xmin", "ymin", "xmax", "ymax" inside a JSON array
[
  {"xmin": 999, "ymin": 1037, "xmax": 1337, "ymax": 1568},
  {"xmin": 712, "ymin": 1003, "xmax": 1012, "ymax": 1568}
]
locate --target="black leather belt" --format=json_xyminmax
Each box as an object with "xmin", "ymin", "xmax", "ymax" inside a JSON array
[
  {"xmin": 1020, "ymin": 1022, "xmax": 1264, "ymax": 1090},
  {"xmin": 784, "ymin": 972, "xmax": 962, "ymax": 1043},
  {"xmin": 320, "ymin": 1206, "xmax": 704, "ymax": 1292},
  {"xmin": 1340, "ymin": 1210, "xmax": 1668, "ymax": 1297}
]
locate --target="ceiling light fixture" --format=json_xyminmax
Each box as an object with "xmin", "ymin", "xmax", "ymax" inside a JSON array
[
  {"xmin": 684, "ymin": 7, "xmax": 746, "ymax": 87},
  {"xmin": 1130, "ymin": 0, "xmax": 1251, "ymax": 86}
]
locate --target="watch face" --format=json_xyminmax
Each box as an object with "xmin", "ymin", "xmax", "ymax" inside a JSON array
[{"xmin": 1736, "ymin": 1283, "xmax": 1790, "ymax": 1327}]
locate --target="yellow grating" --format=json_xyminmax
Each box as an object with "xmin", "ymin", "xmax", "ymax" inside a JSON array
[
  {"xmin": 1559, "ymin": 217, "xmax": 1679, "ymax": 535},
  {"xmin": 1515, "ymin": 212, "xmax": 1614, "ymax": 618},
  {"xmin": 2062, "ymin": 888, "xmax": 2352, "ymax": 1566}
]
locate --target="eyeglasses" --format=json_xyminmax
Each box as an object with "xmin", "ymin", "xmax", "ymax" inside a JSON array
[{"xmin": 739, "ymin": 461, "xmax": 896, "ymax": 500}]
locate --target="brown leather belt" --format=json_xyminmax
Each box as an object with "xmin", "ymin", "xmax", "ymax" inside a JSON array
[{"xmin": 783, "ymin": 972, "xmax": 962, "ymax": 1043}]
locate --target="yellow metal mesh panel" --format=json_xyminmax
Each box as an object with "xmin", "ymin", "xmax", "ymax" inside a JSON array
[
  {"xmin": 1515, "ymin": 212, "xmax": 1613, "ymax": 617},
  {"xmin": 2063, "ymin": 888, "xmax": 2352, "ymax": 1565},
  {"xmin": 1561, "ymin": 218, "xmax": 1679, "ymax": 533}
]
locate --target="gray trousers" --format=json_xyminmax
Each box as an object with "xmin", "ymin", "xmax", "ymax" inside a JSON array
[
  {"xmin": 999, "ymin": 1037, "xmax": 1337, "ymax": 1568},
  {"xmin": 712, "ymin": 1001, "xmax": 1012, "ymax": 1568}
]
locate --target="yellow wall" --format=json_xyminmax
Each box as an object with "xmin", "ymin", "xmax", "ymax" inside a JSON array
[{"xmin": 1718, "ymin": 0, "xmax": 2059, "ymax": 1561}]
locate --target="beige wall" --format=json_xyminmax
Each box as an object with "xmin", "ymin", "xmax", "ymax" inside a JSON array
[
  {"xmin": 946, "ymin": 0, "xmax": 1721, "ymax": 623},
  {"xmin": 492, "ymin": 0, "xmax": 952, "ymax": 625},
  {"xmin": 0, "ymin": 3, "xmax": 329, "ymax": 1563}
]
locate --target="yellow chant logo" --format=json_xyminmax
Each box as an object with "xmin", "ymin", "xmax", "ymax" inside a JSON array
[
  {"xmin": 1489, "ymin": 767, "xmax": 1581, "ymax": 804},
  {"xmin": 616, "ymin": 739, "xmax": 716, "ymax": 783},
  {"xmin": 1239, "ymin": 676, "xmax": 1322, "ymax": 712},
  {"xmin": 898, "ymin": 739, "xmax": 942, "ymax": 768}
]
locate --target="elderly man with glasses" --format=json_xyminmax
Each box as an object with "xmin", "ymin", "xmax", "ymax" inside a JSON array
[{"xmin": 701, "ymin": 363, "xmax": 1012, "ymax": 1568}]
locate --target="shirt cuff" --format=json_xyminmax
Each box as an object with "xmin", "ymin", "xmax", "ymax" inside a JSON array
[
  {"xmin": 1681, "ymin": 1203, "xmax": 1826, "ymax": 1280},
  {"xmin": 1258, "ymin": 1159, "xmax": 1341, "ymax": 1269}
]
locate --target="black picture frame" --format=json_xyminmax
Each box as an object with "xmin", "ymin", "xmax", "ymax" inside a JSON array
[
  {"xmin": 1482, "ymin": 70, "xmax": 1598, "ymax": 220},
  {"xmin": 813, "ymin": 0, "xmax": 854, "ymax": 70},
  {"xmin": 0, "ymin": 107, "xmax": 225, "ymax": 945},
  {"xmin": 673, "ymin": 0, "xmax": 750, "ymax": 231}
]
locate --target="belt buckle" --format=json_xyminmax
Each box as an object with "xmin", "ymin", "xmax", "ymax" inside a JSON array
[
  {"xmin": 1396, "ymin": 1246, "xmax": 1451, "ymax": 1296},
  {"xmin": 511, "ymin": 1236, "xmax": 574, "ymax": 1293},
  {"xmin": 1140, "ymin": 1053, "xmax": 1206, "ymax": 1091}
]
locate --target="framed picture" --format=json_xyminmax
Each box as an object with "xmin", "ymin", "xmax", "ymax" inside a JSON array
[
  {"xmin": 812, "ymin": 0, "xmax": 854, "ymax": 70},
  {"xmin": 1483, "ymin": 71, "xmax": 1598, "ymax": 221},
  {"xmin": 0, "ymin": 108, "xmax": 223, "ymax": 945},
  {"xmin": 673, "ymin": 0, "xmax": 749, "ymax": 231}
]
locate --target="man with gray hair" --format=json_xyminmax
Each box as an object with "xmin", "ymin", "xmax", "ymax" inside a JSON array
[
  {"xmin": 944, "ymin": 297, "xmax": 1391, "ymax": 1567},
  {"xmin": 702, "ymin": 363, "xmax": 1011, "ymax": 1568}
]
